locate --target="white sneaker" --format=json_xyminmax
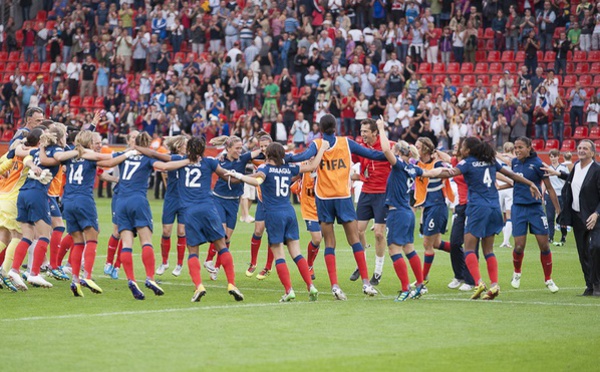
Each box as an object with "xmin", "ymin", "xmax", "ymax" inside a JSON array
[
  {"xmin": 172, "ymin": 265, "xmax": 183, "ymax": 277},
  {"xmin": 545, "ymin": 279, "xmax": 559, "ymax": 293},
  {"xmin": 8, "ymin": 270, "xmax": 28, "ymax": 291},
  {"xmin": 499, "ymin": 243, "xmax": 512, "ymax": 249},
  {"xmin": 447, "ymin": 278, "xmax": 464, "ymax": 289},
  {"xmin": 27, "ymin": 274, "xmax": 53, "ymax": 288},
  {"xmin": 332, "ymin": 287, "xmax": 347, "ymax": 300},
  {"xmin": 203, "ymin": 260, "xmax": 217, "ymax": 274},
  {"xmin": 209, "ymin": 268, "xmax": 219, "ymax": 281},
  {"xmin": 511, "ymin": 272, "xmax": 521, "ymax": 289},
  {"xmin": 362, "ymin": 283, "xmax": 378, "ymax": 296},
  {"xmin": 458, "ymin": 283, "xmax": 474, "ymax": 291},
  {"xmin": 156, "ymin": 263, "xmax": 168, "ymax": 276},
  {"xmin": 62, "ymin": 265, "xmax": 72, "ymax": 275}
]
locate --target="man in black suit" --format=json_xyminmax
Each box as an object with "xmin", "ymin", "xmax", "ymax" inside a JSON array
[{"xmin": 545, "ymin": 140, "xmax": 600, "ymax": 296}]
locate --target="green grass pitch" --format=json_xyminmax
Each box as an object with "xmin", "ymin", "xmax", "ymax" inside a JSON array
[{"xmin": 2, "ymin": 197, "xmax": 600, "ymax": 371}]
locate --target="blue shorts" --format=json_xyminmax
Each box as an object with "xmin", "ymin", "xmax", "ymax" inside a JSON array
[
  {"xmin": 357, "ymin": 192, "xmax": 388, "ymax": 224},
  {"xmin": 111, "ymin": 193, "xmax": 119, "ymax": 225},
  {"xmin": 422, "ymin": 204, "xmax": 448, "ymax": 236},
  {"xmin": 48, "ymin": 196, "xmax": 61, "ymax": 218},
  {"xmin": 386, "ymin": 208, "xmax": 415, "ymax": 246},
  {"xmin": 512, "ymin": 204, "xmax": 549, "ymax": 236},
  {"xmin": 255, "ymin": 200, "xmax": 266, "ymax": 222},
  {"xmin": 162, "ymin": 195, "xmax": 186, "ymax": 225},
  {"xmin": 465, "ymin": 205, "xmax": 504, "ymax": 238},
  {"xmin": 316, "ymin": 197, "xmax": 357, "ymax": 224},
  {"xmin": 116, "ymin": 195, "xmax": 154, "ymax": 233},
  {"xmin": 265, "ymin": 208, "xmax": 299, "ymax": 245},
  {"xmin": 214, "ymin": 196, "xmax": 240, "ymax": 230},
  {"xmin": 63, "ymin": 197, "xmax": 99, "ymax": 234},
  {"xmin": 184, "ymin": 204, "xmax": 226, "ymax": 246},
  {"xmin": 305, "ymin": 220, "xmax": 321, "ymax": 232},
  {"xmin": 17, "ymin": 189, "xmax": 51, "ymax": 225}
]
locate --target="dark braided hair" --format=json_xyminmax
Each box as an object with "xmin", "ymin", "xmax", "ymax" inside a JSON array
[
  {"xmin": 25, "ymin": 127, "xmax": 44, "ymax": 147},
  {"xmin": 463, "ymin": 137, "xmax": 496, "ymax": 163},
  {"xmin": 187, "ymin": 136, "xmax": 206, "ymax": 163},
  {"xmin": 265, "ymin": 143, "xmax": 286, "ymax": 166}
]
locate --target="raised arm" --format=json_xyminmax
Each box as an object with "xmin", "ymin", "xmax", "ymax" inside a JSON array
[
  {"xmin": 299, "ymin": 141, "xmax": 329, "ymax": 173},
  {"xmin": 499, "ymin": 167, "xmax": 542, "ymax": 199},
  {"xmin": 287, "ymin": 142, "xmax": 318, "ymax": 163},
  {"xmin": 542, "ymin": 177, "xmax": 561, "ymax": 216},
  {"xmin": 376, "ymin": 117, "xmax": 397, "ymax": 165},
  {"xmin": 153, "ymin": 158, "xmax": 191, "ymax": 171},
  {"xmin": 225, "ymin": 170, "xmax": 266, "ymax": 187},
  {"xmin": 348, "ymin": 139, "xmax": 387, "ymax": 161}
]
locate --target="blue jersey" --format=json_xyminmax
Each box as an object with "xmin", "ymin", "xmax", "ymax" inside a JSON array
[
  {"xmin": 511, "ymin": 154, "xmax": 545, "ymax": 205},
  {"xmin": 259, "ymin": 163, "xmax": 301, "ymax": 210},
  {"xmin": 164, "ymin": 154, "xmax": 184, "ymax": 201},
  {"xmin": 288, "ymin": 133, "xmax": 387, "ymax": 163},
  {"xmin": 116, "ymin": 154, "xmax": 157, "ymax": 197},
  {"xmin": 63, "ymin": 158, "xmax": 97, "ymax": 200},
  {"xmin": 385, "ymin": 157, "xmax": 423, "ymax": 210},
  {"xmin": 177, "ymin": 157, "xmax": 219, "ymax": 204},
  {"xmin": 423, "ymin": 161, "xmax": 446, "ymax": 207},
  {"xmin": 213, "ymin": 152, "xmax": 253, "ymax": 198},
  {"xmin": 456, "ymin": 156, "xmax": 503, "ymax": 208},
  {"xmin": 20, "ymin": 146, "xmax": 64, "ymax": 192}
]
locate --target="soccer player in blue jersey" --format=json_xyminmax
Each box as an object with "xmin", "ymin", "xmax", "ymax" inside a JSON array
[
  {"xmin": 226, "ymin": 142, "xmax": 328, "ymax": 301},
  {"xmin": 432, "ymin": 137, "xmax": 542, "ymax": 300},
  {"xmin": 153, "ymin": 137, "xmax": 244, "ymax": 302},
  {"xmin": 62, "ymin": 131, "xmax": 134, "ymax": 297},
  {"xmin": 510, "ymin": 137, "xmax": 561, "ymax": 293}
]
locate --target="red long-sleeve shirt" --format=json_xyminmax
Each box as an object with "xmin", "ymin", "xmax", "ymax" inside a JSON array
[
  {"xmin": 352, "ymin": 137, "xmax": 392, "ymax": 194},
  {"xmin": 452, "ymin": 157, "xmax": 468, "ymax": 205}
]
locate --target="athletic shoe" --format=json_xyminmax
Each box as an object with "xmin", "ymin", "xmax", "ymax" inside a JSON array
[
  {"xmin": 228, "ymin": 283, "xmax": 244, "ymax": 301},
  {"xmin": 309, "ymin": 285, "xmax": 319, "ymax": 302},
  {"xmin": 1, "ymin": 273, "xmax": 18, "ymax": 292},
  {"xmin": 545, "ymin": 279, "xmax": 559, "ymax": 293},
  {"xmin": 482, "ymin": 285, "xmax": 500, "ymax": 300},
  {"xmin": 410, "ymin": 284, "xmax": 425, "ymax": 299},
  {"xmin": 191, "ymin": 284, "xmax": 207, "ymax": 302},
  {"xmin": 256, "ymin": 268, "xmax": 270, "ymax": 280},
  {"xmin": 156, "ymin": 263, "xmax": 168, "ymax": 276},
  {"xmin": 204, "ymin": 260, "xmax": 217, "ymax": 274},
  {"xmin": 552, "ymin": 240, "xmax": 565, "ymax": 247},
  {"xmin": 71, "ymin": 282, "xmax": 84, "ymax": 297},
  {"xmin": 48, "ymin": 268, "xmax": 69, "ymax": 281},
  {"xmin": 369, "ymin": 273, "xmax": 382, "ymax": 286},
  {"xmin": 447, "ymin": 278, "xmax": 464, "ymax": 289},
  {"xmin": 61, "ymin": 265, "xmax": 72, "ymax": 275},
  {"xmin": 362, "ymin": 283, "xmax": 378, "ymax": 296},
  {"xmin": 8, "ymin": 271, "xmax": 27, "ymax": 291},
  {"xmin": 128, "ymin": 280, "xmax": 145, "ymax": 300},
  {"xmin": 411, "ymin": 278, "xmax": 430, "ymax": 289},
  {"xmin": 110, "ymin": 267, "xmax": 120, "ymax": 280},
  {"xmin": 280, "ymin": 289, "xmax": 296, "ymax": 302},
  {"xmin": 245, "ymin": 263, "xmax": 256, "ymax": 277},
  {"xmin": 395, "ymin": 291, "xmax": 411, "ymax": 302},
  {"xmin": 172, "ymin": 265, "xmax": 183, "ymax": 277},
  {"xmin": 349, "ymin": 268, "xmax": 360, "ymax": 281},
  {"xmin": 240, "ymin": 216, "xmax": 255, "ymax": 223},
  {"xmin": 145, "ymin": 279, "xmax": 165, "ymax": 296},
  {"xmin": 209, "ymin": 268, "xmax": 219, "ymax": 281},
  {"xmin": 511, "ymin": 272, "xmax": 521, "ymax": 289},
  {"xmin": 27, "ymin": 274, "xmax": 53, "ymax": 288},
  {"xmin": 471, "ymin": 282, "xmax": 487, "ymax": 300},
  {"xmin": 499, "ymin": 243, "xmax": 512, "ymax": 249},
  {"xmin": 332, "ymin": 287, "xmax": 347, "ymax": 301},
  {"xmin": 103, "ymin": 263, "xmax": 113, "ymax": 276},
  {"xmin": 81, "ymin": 278, "xmax": 103, "ymax": 294},
  {"xmin": 458, "ymin": 283, "xmax": 474, "ymax": 291},
  {"xmin": 309, "ymin": 266, "xmax": 315, "ymax": 280}
]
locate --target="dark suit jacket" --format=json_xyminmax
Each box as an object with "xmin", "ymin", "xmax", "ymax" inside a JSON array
[{"xmin": 559, "ymin": 161, "xmax": 600, "ymax": 226}]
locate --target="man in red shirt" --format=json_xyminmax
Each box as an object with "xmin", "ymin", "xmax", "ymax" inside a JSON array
[
  {"xmin": 350, "ymin": 118, "xmax": 392, "ymax": 285},
  {"xmin": 341, "ymin": 87, "xmax": 357, "ymax": 138},
  {"xmin": 23, "ymin": 23, "xmax": 36, "ymax": 63}
]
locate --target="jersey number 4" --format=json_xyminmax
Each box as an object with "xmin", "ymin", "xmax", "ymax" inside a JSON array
[{"xmin": 483, "ymin": 168, "xmax": 492, "ymax": 188}]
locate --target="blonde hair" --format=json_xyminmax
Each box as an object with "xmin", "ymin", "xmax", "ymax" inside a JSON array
[
  {"xmin": 210, "ymin": 135, "xmax": 242, "ymax": 148},
  {"xmin": 74, "ymin": 130, "xmax": 96, "ymax": 149},
  {"xmin": 40, "ymin": 124, "xmax": 67, "ymax": 148},
  {"xmin": 417, "ymin": 137, "xmax": 435, "ymax": 155},
  {"xmin": 135, "ymin": 132, "xmax": 152, "ymax": 148},
  {"xmin": 503, "ymin": 141, "xmax": 515, "ymax": 154},
  {"xmin": 163, "ymin": 135, "xmax": 188, "ymax": 153},
  {"xmin": 394, "ymin": 140, "xmax": 419, "ymax": 160}
]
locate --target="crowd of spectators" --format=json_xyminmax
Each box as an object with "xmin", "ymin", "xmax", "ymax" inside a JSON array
[{"xmin": 0, "ymin": 0, "xmax": 597, "ymax": 151}]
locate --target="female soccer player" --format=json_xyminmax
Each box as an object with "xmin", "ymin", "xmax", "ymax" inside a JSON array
[
  {"xmin": 432, "ymin": 137, "xmax": 542, "ymax": 300},
  {"xmin": 226, "ymin": 142, "xmax": 328, "ymax": 301},
  {"xmin": 497, "ymin": 142, "xmax": 516, "ymax": 249},
  {"xmin": 60, "ymin": 131, "xmax": 134, "ymax": 297},
  {"xmin": 153, "ymin": 137, "xmax": 244, "ymax": 303},
  {"xmin": 510, "ymin": 137, "xmax": 561, "ymax": 293}
]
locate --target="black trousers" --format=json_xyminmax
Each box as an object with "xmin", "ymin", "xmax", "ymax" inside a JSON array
[
  {"xmin": 450, "ymin": 204, "xmax": 478, "ymax": 285},
  {"xmin": 572, "ymin": 212, "xmax": 600, "ymax": 290}
]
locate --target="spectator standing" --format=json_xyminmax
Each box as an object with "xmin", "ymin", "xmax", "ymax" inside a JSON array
[
  {"xmin": 524, "ymin": 30, "xmax": 540, "ymax": 74},
  {"xmin": 492, "ymin": 10, "xmax": 507, "ymax": 52},
  {"xmin": 66, "ymin": 56, "xmax": 82, "ymax": 96},
  {"xmin": 115, "ymin": 28, "xmax": 133, "ymax": 72},
  {"xmin": 452, "ymin": 24, "xmax": 465, "ymax": 64},
  {"xmin": 291, "ymin": 112, "xmax": 310, "ymax": 148},
  {"xmin": 80, "ymin": 55, "xmax": 97, "ymax": 98},
  {"xmin": 569, "ymin": 82, "xmax": 587, "ymax": 132},
  {"xmin": 537, "ymin": 1, "xmax": 556, "ymax": 51}
]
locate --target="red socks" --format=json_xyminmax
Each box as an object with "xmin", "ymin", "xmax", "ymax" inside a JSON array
[
  {"xmin": 422, "ymin": 253, "xmax": 435, "ymax": 280},
  {"xmin": 120, "ymin": 248, "xmax": 135, "ymax": 281},
  {"xmin": 406, "ymin": 251, "xmax": 424, "ymax": 284},
  {"xmin": 465, "ymin": 251, "xmax": 481, "ymax": 284},
  {"xmin": 206, "ymin": 243, "xmax": 217, "ymax": 262},
  {"xmin": 141, "ymin": 244, "xmax": 156, "ymax": 280},
  {"xmin": 265, "ymin": 247, "xmax": 274, "ymax": 270},
  {"xmin": 188, "ymin": 254, "xmax": 202, "ymax": 287},
  {"xmin": 57, "ymin": 233, "xmax": 73, "ymax": 266},
  {"xmin": 83, "ymin": 240, "xmax": 97, "ymax": 279},
  {"xmin": 114, "ymin": 240, "xmax": 123, "ymax": 268},
  {"xmin": 30, "ymin": 238, "xmax": 50, "ymax": 276},
  {"xmin": 392, "ymin": 254, "xmax": 410, "ymax": 292},
  {"xmin": 275, "ymin": 258, "xmax": 292, "ymax": 293},
  {"xmin": 513, "ymin": 249, "xmax": 524, "ymax": 273},
  {"xmin": 541, "ymin": 250, "xmax": 553, "ymax": 281},
  {"xmin": 307, "ymin": 241, "xmax": 320, "ymax": 267},
  {"xmin": 11, "ymin": 238, "xmax": 32, "ymax": 271},
  {"xmin": 218, "ymin": 248, "xmax": 235, "ymax": 285},
  {"xmin": 176, "ymin": 236, "xmax": 186, "ymax": 266},
  {"xmin": 160, "ymin": 236, "xmax": 170, "ymax": 265},
  {"xmin": 293, "ymin": 255, "xmax": 313, "ymax": 289},
  {"xmin": 436, "ymin": 240, "xmax": 451, "ymax": 253},
  {"xmin": 351, "ymin": 243, "xmax": 369, "ymax": 281},
  {"xmin": 485, "ymin": 253, "xmax": 498, "ymax": 285},
  {"xmin": 324, "ymin": 247, "xmax": 338, "ymax": 286},
  {"xmin": 70, "ymin": 243, "xmax": 85, "ymax": 279},
  {"xmin": 106, "ymin": 235, "xmax": 119, "ymax": 265},
  {"xmin": 250, "ymin": 234, "xmax": 262, "ymax": 266},
  {"xmin": 49, "ymin": 227, "xmax": 65, "ymax": 269}
]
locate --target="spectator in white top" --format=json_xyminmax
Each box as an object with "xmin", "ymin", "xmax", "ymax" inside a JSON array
[
  {"xmin": 291, "ymin": 112, "xmax": 310, "ymax": 148},
  {"xmin": 543, "ymin": 70, "xmax": 559, "ymax": 105},
  {"xmin": 382, "ymin": 51, "xmax": 403, "ymax": 73},
  {"xmin": 354, "ymin": 92, "xmax": 370, "ymax": 121},
  {"xmin": 397, "ymin": 102, "xmax": 414, "ymax": 129},
  {"xmin": 317, "ymin": 30, "xmax": 333, "ymax": 50},
  {"xmin": 66, "ymin": 55, "xmax": 82, "ymax": 96},
  {"xmin": 430, "ymin": 107, "xmax": 445, "ymax": 135}
]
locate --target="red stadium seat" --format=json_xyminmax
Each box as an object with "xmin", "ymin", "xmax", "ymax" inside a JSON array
[
  {"xmin": 8, "ymin": 51, "xmax": 20, "ymax": 62},
  {"xmin": 590, "ymin": 127, "xmax": 600, "ymax": 140},
  {"xmin": 0, "ymin": 65, "xmax": 5, "ymax": 74},
  {"xmin": 490, "ymin": 75, "xmax": 502, "ymax": 86},
  {"xmin": 575, "ymin": 63, "xmax": 589, "ymax": 74},
  {"xmin": 543, "ymin": 51, "xmax": 556, "ymax": 62},
  {"xmin": 487, "ymin": 51, "xmax": 500, "ymax": 62},
  {"xmin": 531, "ymin": 139, "xmax": 545, "ymax": 152},
  {"xmin": 504, "ymin": 62, "xmax": 517, "ymax": 74},
  {"xmin": 40, "ymin": 62, "xmax": 51, "ymax": 73},
  {"xmin": 46, "ymin": 20, "xmax": 56, "ymax": 30},
  {"xmin": 462, "ymin": 75, "xmax": 475, "ymax": 85},
  {"xmin": 449, "ymin": 75, "xmax": 461, "ymax": 85},
  {"xmin": 489, "ymin": 63, "xmax": 502, "ymax": 74},
  {"xmin": 263, "ymin": 122, "xmax": 272, "ymax": 133},
  {"xmin": 515, "ymin": 51, "xmax": 525, "ymax": 62},
  {"xmin": 590, "ymin": 51, "xmax": 600, "ymax": 61},
  {"xmin": 5, "ymin": 62, "xmax": 17, "ymax": 73},
  {"xmin": 501, "ymin": 51, "xmax": 514, "ymax": 62},
  {"xmin": 545, "ymin": 139, "xmax": 559, "ymax": 151},
  {"xmin": 561, "ymin": 139, "xmax": 576, "ymax": 152},
  {"xmin": 479, "ymin": 75, "xmax": 490, "ymax": 86},
  {"xmin": 82, "ymin": 96, "xmax": 95, "ymax": 108},
  {"xmin": 28, "ymin": 62, "xmax": 40, "ymax": 73},
  {"xmin": 94, "ymin": 97, "xmax": 104, "ymax": 109},
  {"xmin": 418, "ymin": 63, "xmax": 431, "ymax": 74},
  {"xmin": 474, "ymin": 63, "xmax": 488, "ymax": 74},
  {"xmin": 573, "ymin": 51, "xmax": 587, "ymax": 62},
  {"xmin": 447, "ymin": 63, "xmax": 460, "ymax": 74},
  {"xmin": 70, "ymin": 96, "xmax": 81, "ymax": 107},
  {"xmin": 595, "ymin": 140, "xmax": 600, "ymax": 153},
  {"xmin": 432, "ymin": 63, "xmax": 445, "ymax": 74},
  {"xmin": 581, "ymin": 75, "xmax": 593, "ymax": 87},
  {"xmin": 422, "ymin": 74, "xmax": 434, "ymax": 85},
  {"xmin": 591, "ymin": 63, "xmax": 600, "ymax": 74},
  {"xmin": 563, "ymin": 75, "xmax": 577, "ymax": 88},
  {"xmin": 36, "ymin": 10, "xmax": 47, "ymax": 22},
  {"xmin": 564, "ymin": 126, "xmax": 572, "ymax": 139},
  {"xmin": 232, "ymin": 109, "xmax": 246, "ymax": 121},
  {"xmin": 1, "ymin": 129, "xmax": 14, "ymax": 142},
  {"xmin": 0, "ymin": 52, "xmax": 7, "ymax": 61},
  {"xmin": 566, "ymin": 63, "xmax": 575, "ymax": 74},
  {"xmin": 483, "ymin": 28, "xmax": 494, "ymax": 39},
  {"xmin": 460, "ymin": 63, "xmax": 474, "ymax": 74},
  {"xmin": 553, "ymin": 27, "xmax": 566, "ymax": 39},
  {"xmin": 573, "ymin": 126, "xmax": 588, "ymax": 139},
  {"xmin": 434, "ymin": 75, "xmax": 446, "ymax": 84},
  {"xmin": 18, "ymin": 62, "xmax": 29, "ymax": 72},
  {"xmin": 475, "ymin": 51, "xmax": 487, "ymax": 62}
]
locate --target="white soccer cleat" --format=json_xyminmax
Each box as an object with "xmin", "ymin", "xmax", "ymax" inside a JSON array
[
  {"xmin": 172, "ymin": 265, "xmax": 183, "ymax": 277},
  {"xmin": 203, "ymin": 260, "xmax": 217, "ymax": 274},
  {"xmin": 27, "ymin": 274, "xmax": 53, "ymax": 288},
  {"xmin": 447, "ymin": 278, "xmax": 463, "ymax": 289},
  {"xmin": 458, "ymin": 283, "xmax": 474, "ymax": 291},
  {"xmin": 156, "ymin": 263, "xmax": 168, "ymax": 276},
  {"xmin": 511, "ymin": 272, "xmax": 521, "ymax": 289},
  {"xmin": 362, "ymin": 284, "xmax": 378, "ymax": 296},
  {"xmin": 332, "ymin": 287, "xmax": 347, "ymax": 301},
  {"xmin": 8, "ymin": 270, "xmax": 28, "ymax": 291},
  {"xmin": 545, "ymin": 279, "xmax": 559, "ymax": 293},
  {"xmin": 499, "ymin": 243, "xmax": 513, "ymax": 249}
]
